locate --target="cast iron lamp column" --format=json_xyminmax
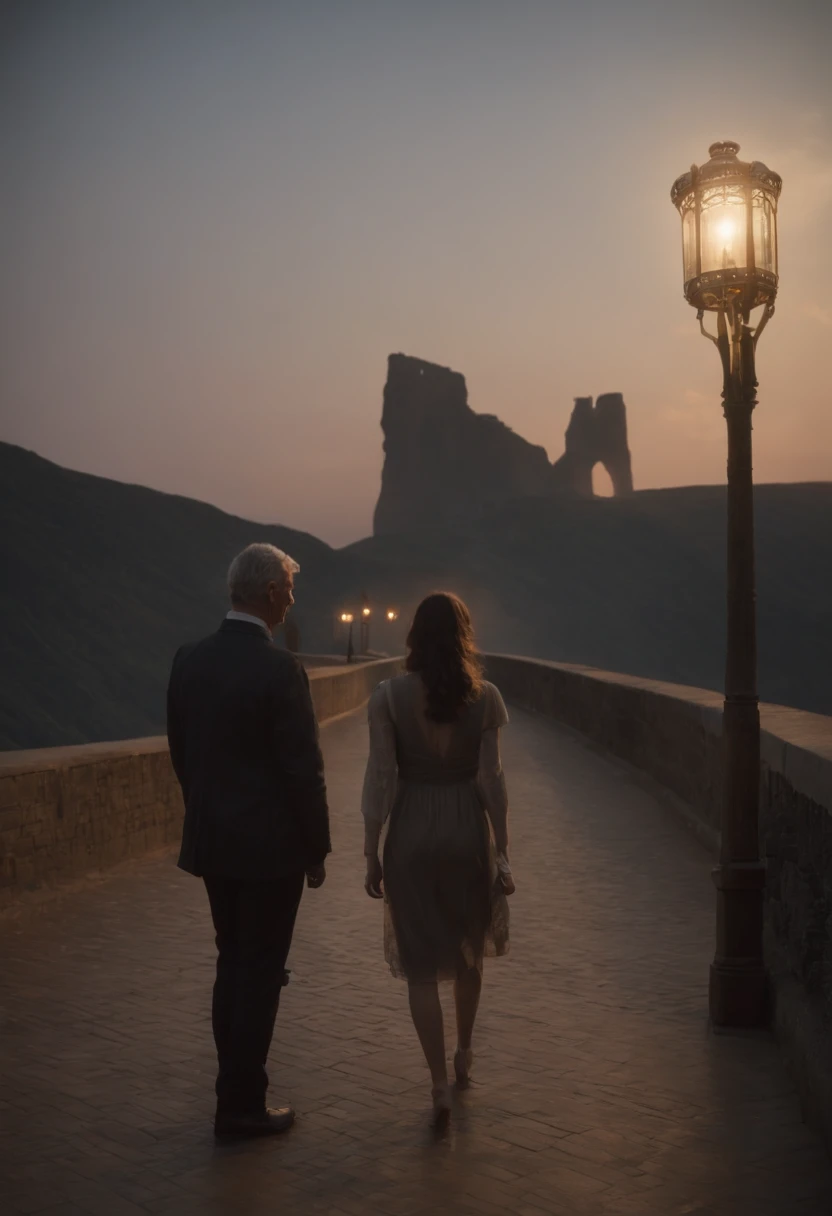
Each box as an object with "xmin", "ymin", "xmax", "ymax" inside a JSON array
[
  {"xmin": 359, "ymin": 589, "xmax": 372, "ymax": 655},
  {"xmin": 339, "ymin": 613, "xmax": 355, "ymax": 664},
  {"xmin": 670, "ymin": 141, "xmax": 782, "ymax": 1027}
]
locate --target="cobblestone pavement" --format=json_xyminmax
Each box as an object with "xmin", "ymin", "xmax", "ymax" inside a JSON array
[{"xmin": 2, "ymin": 707, "xmax": 831, "ymax": 1216}]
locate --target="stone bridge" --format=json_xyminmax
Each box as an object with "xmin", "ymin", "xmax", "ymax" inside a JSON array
[{"xmin": 2, "ymin": 657, "xmax": 832, "ymax": 1215}]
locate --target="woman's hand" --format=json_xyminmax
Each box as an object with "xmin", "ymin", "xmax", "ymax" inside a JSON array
[
  {"xmin": 364, "ymin": 854, "xmax": 384, "ymax": 899},
  {"xmin": 496, "ymin": 851, "xmax": 515, "ymax": 896}
]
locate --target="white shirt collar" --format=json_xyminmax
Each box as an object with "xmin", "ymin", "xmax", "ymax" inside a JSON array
[{"xmin": 226, "ymin": 610, "xmax": 272, "ymax": 637}]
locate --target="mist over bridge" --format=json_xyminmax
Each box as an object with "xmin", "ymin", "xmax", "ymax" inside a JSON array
[{"xmin": 2, "ymin": 657, "xmax": 832, "ymax": 1215}]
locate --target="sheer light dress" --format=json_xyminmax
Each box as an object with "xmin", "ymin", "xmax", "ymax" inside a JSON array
[{"xmin": 361, "ymin": 673, "xmax": 511, "ymax": 982}]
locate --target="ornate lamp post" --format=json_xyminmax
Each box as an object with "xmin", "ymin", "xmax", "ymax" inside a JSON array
[
  {"xmin": 671, "ymin": 141, "xmax": 782, "ymax": 1027},
  {"xmin": 340, "ymin": 612, "xmax": 355, "ymax": 664},
  {"xmin": 386, "ymin": 609, "xmax": 399, "ymax": 656},
  {"xmin": 360, "ymin": 594, "xmax": 372, "ymax": 655}
]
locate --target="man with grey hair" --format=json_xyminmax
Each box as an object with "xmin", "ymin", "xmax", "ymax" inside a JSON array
[{"xmin": 167, "ymin": 542, "xmax": 330, "ymax": 1139}]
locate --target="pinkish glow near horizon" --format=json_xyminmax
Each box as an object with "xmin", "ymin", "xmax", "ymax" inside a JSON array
[{"xmin": 1, "ymin": 1, "xmax": 831, "ymax": 546}]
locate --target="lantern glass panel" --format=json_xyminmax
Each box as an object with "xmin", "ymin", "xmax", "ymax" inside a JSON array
[
  {"xmin": 752, "ymin": 190, "xmax": 776, "ymax": 275},
  {"xmin": 700, "ymin": 185, "xmax": 747, "ymax": 274},
  {"xmin": 681, "ymin": 202, "xmax": 697, "ymax": 281}
]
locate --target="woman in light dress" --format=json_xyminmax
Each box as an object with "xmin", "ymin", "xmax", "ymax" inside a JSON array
[{"xmin": 361, "ymin": 592, "xmax": 514, "ymax": 1125}]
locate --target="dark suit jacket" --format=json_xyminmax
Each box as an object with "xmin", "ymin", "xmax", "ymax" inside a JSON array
[{"xmin": 166, "ymin": 619, "xmax": 331, "ymax": 880}]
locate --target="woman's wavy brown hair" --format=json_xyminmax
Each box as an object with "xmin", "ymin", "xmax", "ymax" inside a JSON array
[{"xmin": 405, "ymin": 592, "xmax": 484, "ymax": 723}]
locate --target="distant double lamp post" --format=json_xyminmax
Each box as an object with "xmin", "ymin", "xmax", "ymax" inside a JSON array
[
  {"xmin": 338, "ymin": 601, "xmax": 399, "ymax": 663},
  {"xmin": 670, "ymin": 141, "xmax": 782, "ymax": 1027}
]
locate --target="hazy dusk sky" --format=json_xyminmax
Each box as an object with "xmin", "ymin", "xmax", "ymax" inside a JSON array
[{"xmin": 2, "ymin": 0, "xmax": 830, "ymax": 545}]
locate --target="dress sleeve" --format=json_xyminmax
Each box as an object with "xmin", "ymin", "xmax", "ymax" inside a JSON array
[
  {"xmin": 360, "ymin": 682, "xmax": 399, "ymax": 826},
  {"xmin": 482, "ymin": 682, "xmax": 509, "ymax": 730},
  {"xmin": 478, "ymin": 688, "xmax": 510, "ymax": 854}
]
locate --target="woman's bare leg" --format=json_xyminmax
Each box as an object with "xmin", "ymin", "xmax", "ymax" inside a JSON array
[
  {"xmin": 407, "ymin": 981, "xmax": 448, "ymax": 1088},
  {"xmin": 453, "ymin": 965, "xmax": 482, "ymax": 1051}
]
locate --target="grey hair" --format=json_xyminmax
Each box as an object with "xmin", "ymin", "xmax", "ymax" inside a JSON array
[{"xmin": 227, "ymin": 543, "xmax": 300, "ymax": 604}]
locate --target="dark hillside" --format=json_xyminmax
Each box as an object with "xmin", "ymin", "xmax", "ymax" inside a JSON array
[
  {"xmin": 456, "ymin": 485, "xmax": 832, "ymax": 712},
  {"xmin": 0, "ymin": 443, "xmax": 380, "ymax": 748},
  {"xmin": 2, "ymin": 441, "xmax": 830, "ymax": 748},
  {"xmin": 344, "ymin": 484, "xmax": 832, "ymax": 716}
]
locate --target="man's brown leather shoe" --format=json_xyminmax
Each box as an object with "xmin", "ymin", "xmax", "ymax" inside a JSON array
[{"xmin": 214, "ymin": 1106, "xmax": 296, "ymax": 1138}]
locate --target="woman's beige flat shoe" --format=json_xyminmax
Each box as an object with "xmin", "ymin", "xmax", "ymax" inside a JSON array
[
  {"xmin": 431, "ymin": 1082, "xmax": 452, "ymax": 1127},
  {"xmin": 453, "ymin": 1047, "xmax": 474, "ymax": 1089}
]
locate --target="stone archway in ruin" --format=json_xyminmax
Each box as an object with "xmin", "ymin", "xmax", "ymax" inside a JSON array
[
  {"xmin": 552, "ymin": 393, "xmax": 635, "ymax": 499},
  {"xmin": 592, "ymin": 462, "xmax": 615, "ymax": 498}
]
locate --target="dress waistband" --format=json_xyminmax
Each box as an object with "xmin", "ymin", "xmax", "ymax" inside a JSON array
[{"xmin": 397, "ymin": 770, "xmax": 479, "ymax": 786}]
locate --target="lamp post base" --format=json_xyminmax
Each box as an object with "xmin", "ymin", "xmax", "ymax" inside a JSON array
[
  {"xmin": 709, "ymin": 860, "xmax": 768, "ymax": 1027},
  {"xmin": 709, "ymin": 960, "xmax": 768, "ymax": 1027}
]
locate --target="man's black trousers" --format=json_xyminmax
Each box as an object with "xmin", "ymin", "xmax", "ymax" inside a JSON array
[{"xmin": 203, "ymin": 872, "xmax": 305, "ymax": 1116}]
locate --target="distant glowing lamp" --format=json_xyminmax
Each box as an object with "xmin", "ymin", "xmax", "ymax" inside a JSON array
[
  {"xmin": 386, "ymin": 610, "xmax": 398, "ymax": 622},
  {"xmin": 339, "ymin": 611, "xmax": 356, "ymax": 664},
  {"xmin": 362, "ymin": 607, "xmax": 371, "ymax": 617}
]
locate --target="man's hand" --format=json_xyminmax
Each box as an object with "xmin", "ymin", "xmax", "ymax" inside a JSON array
[
  {"xmin": 364, "ymin": 855, "xmax": 384, "ymax": 899},
  {"xmin": 306, "ymin": 863, "xmax": 327, "ymax": 889}
]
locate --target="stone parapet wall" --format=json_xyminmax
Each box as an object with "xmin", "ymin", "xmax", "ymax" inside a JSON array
[
  {"xmin": 484, "ymin": 652, "xmax": 832, "ymax": 1152},
  {"xmin": 485, "ymin": 655, "xmax": 726, "ymax": 832},
  {"xmin": 306, "ymin": 659, "xmax": 402, "ymax": 722},
  {"xmin": 0, "ymin": 657, "xmax": 401, "ymax": 913}
]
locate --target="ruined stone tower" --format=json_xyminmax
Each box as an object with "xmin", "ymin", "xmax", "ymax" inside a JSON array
[{"xmin": 372, "ymin": 354, "xmax": 633, "ymax": 536}]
